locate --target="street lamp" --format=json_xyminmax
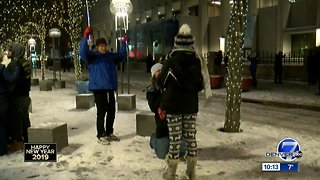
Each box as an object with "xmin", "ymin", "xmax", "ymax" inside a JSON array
[
  {"xmin": 110, "ymin": 0, "xmax": 133, "ymax": 94},
  {"xmin": 28, "ymin": 38, "xmax": 37, "ymax": 76},
  {"xmin": 49, "ymin": 28, "xmax": 62, "ymax": 82}
]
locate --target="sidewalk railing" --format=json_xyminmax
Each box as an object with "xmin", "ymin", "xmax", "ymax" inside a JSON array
[{"xmin": 242, "ymin": 51, "xmax": 305, "ymax": 65}]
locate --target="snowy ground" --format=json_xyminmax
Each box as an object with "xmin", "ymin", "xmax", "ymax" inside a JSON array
[{"xmin": 0, "ymin": 71, "xmax": 320, "ymax": 180}]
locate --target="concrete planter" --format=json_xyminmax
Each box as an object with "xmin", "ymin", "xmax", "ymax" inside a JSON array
[
  {"xmin": 54, "ymin": 81, "xmax": 66, "ymax": 89},
  {"xmin": 39, "ymin": 80, "xmax": 53, "ymax": 91},
  {"xmin": 75, "ymin": 81, "xmax": 91, "ymax": 94},
  {"xmin": 76, "ymin": 94, "xmax": 95, "ymax": 109},
  {"xmin": 118, "ymin": 94, "xmax": 136, "ymax": 111},
  {"xmin": 242, "ymin": 76, "xmax": 252, "ymax": 92},
  {"xmin": 210, "ymin": 75, "xmax": 224, "ymax": 89},
  {"xmin": 31, "ymin": 78, "xmax": 39, "ymax": 86}
]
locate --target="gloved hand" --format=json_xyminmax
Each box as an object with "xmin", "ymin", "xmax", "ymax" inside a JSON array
[
  {"xmin": 122, "ymin": 34, "xmax": 130, "ymax": 44},
  {"xmin": 158, "ymin": 108, "xmax": 167, "ymax": 121},
  {"xmin": 83, "ymin": 27, "xmax": 93, "ymax": 38}
]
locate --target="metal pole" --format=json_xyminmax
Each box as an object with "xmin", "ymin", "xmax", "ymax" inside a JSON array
[
  {"xmin": 125, "ymin": 15, "xmax": 130, "ymax": 94},
  {"xmin": 85, "ymin": 0, "xmax": 93, "ymax": 49},
  {"xmin": 121, "ymin": 29, "xmax": 124, "ymax": 94},
  {"xmin": 115, "ymin": 14, "xmax": 119, "ymax": 99},
  {"xmin": 58, "ymin": 38, "xmax": 61, "ymax": 81},
  {"xmin": 52, "ymin": 37, "xmax": 55, "ymax": 82}
]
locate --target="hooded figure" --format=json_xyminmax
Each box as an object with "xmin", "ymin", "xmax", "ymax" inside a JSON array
[
  {"xmin": 6, "ymin": 42, "xmax": 32, "ymax": 152},
  {"xmin": 7, "ymin": 43, "xmax": 31, "ymax": 95},
  {"xmin": 0, "ymin": 47, "xmax": 20, "ymax": 155}
]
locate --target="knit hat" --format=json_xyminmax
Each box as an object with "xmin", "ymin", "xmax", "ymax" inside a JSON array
[
  {"xmin": 151, "ymin": 63, "xmax": 163, "ymax": 77},
  {"xmin": 95, "ymin": 38, "xmax": 107, "ymax": 46},
  {"xmin": 174, "ymin": 24, "xmax": 194, "ymax": 48}
]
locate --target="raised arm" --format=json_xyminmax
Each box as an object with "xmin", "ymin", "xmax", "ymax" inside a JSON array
[
  {"xmin": 110, "ymin": 43, "xmax": 127, "ymax": 64},
  {"xmin": 80, "ymin": 38, "xmax": 100, "ymax": 65}
]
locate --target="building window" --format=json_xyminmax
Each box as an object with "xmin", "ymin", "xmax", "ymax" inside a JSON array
[
  {"xmin": 258, "ymin": 0, "xmax": 278, "ymax": 8},
  {"xmin": 188, "ymin": 5, "xmax": 199, "ymax": 16},
  {"xmin": 208, "ymin": 3, "xmax": 221, "ymax": 17}
]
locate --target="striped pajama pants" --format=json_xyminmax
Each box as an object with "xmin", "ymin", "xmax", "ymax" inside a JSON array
[{"xmin": 166, "ymin": 114, "xmax": 197, "ymax": 159}]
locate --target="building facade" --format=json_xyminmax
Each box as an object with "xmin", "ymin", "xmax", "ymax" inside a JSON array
[{"xmin": 90, "ymin": 0, "xmax": 320, "ymax": 79}]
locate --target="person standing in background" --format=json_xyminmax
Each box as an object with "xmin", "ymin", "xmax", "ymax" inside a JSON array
[
  {"xmin": 248, "ymin": 51, "xmax": 259, "ymax": 87},
  {"xmin": 0, "ymin": 48, "xmax": 19, "ymax": 156},
  {"xmin": 6, "ymin": 43, "xmax": 32, "ymax": 152},
  {"xmin": 274, "ymin": 51, "xmax": 285, "ymax": 84}
]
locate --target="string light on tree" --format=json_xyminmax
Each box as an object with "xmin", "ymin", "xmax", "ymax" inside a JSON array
[
  {"xmin": 224, "ymin": 0, "xmax": 248, "ymax": 132},
  {"xmin": 58, "ymin": 0, "xmax": 98, "ymax": 81}
]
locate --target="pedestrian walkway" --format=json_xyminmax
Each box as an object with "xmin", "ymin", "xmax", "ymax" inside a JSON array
[
  {"xmin": 116, "ymin": 70, "xmax": 320, "ymax": 111},
  {"xmin": 212, "ymin": 79, "xmax": 320, "ymax": 111}
]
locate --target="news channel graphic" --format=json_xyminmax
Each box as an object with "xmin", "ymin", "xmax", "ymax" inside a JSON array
[
  {"xmin": 262, "ymin": 138, "xmax": 302, "ymax": 172},
  {"xmin": 24, "ymin": 143, "xmax": 57, "ymax": 162}
]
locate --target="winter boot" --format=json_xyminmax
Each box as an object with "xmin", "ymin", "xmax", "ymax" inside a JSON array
[
  {"xmin": 8, "ymin": 140, "xmax": 24, "ymax": 153},
  {"xmin": 163, "ymin": 157, "xmax": 179, "ymax": 180},
  {"xmin": 185, "ymin": 157, "xmax": 197, "ymax": 180}
]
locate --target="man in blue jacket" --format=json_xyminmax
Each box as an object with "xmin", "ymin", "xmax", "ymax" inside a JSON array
[{"xmin": 80, "ymin": 27, "xmax": 127, "ymax": 145}]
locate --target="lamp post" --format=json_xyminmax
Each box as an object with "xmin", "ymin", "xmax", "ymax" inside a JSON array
[
  {"xmin": 28, "ymin": 38, "xmax": 37, "ymax": 77},
  {"xmin": 110, "ymin": 0, "xmax": 133, "ymax": 94},
  {"xmin": 49, "ymin": 28, "xmax": 62, "ymax": 82}
]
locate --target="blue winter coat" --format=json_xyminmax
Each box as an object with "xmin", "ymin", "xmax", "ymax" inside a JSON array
[{"xmin": 80, "ymin": 38, "xmax": 126, "ymax": 91}]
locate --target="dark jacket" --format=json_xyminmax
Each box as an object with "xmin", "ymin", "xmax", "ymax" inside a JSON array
[
  {"xmin": 0, "ymin": 64, "xmax": 20, "ymax": 102},
  {"xmin": 248, "ymin": 56, "xmax": 259, "ymax": 72},
  {"xmin": 157, "ymin": 49, "xmax": 203, "ymax": 114},
  {"xmin": 80, "ymin": 38, "xmax": 126, "ymax": 91},
  {"xmin": 146, "ymin": 81, "xmax": 169, "ymax": 138},
  {"xmin": 274, "ymin": 53, "xmax": 284, "ymax": 72},
  {"xmin": 6, "ymin": 43, "xmax": 31, "ymax": 97},
  {"xmin": 214, "ymin": 51, "xmax": 223, "ymax": 65}
]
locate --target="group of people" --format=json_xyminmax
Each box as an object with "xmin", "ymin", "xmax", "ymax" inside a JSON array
[
  {"xmin": 0, "ymin": 43, "xmax": 32, "ymax": 156},
  {"xmin": 81, "ymin": 24, "xmax": 211, "ymax": 180},
  {"xmin": 146, "ymin": 24, "xmax": 211, "ymax": 180},
  {"xmin": 246, "ymin": 51, "xmax": 285, "ymax": 87}
]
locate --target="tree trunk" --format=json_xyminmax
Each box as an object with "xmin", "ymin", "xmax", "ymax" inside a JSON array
[
  {"xmin": 224, "ymin": 0, "xmax": 248, "ymax": 132},
  {"xmin": 40, "ymin": 37, "xmax": 46, "ymax": 80},
  {"xmin": 72, "ymin": 39, "xmax": 83, "ymax": 81}
]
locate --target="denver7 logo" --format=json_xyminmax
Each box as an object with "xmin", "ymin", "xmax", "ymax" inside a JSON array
[{"xmin": 277, "ymin": 138, "xmax": 301, "ymax": 162}]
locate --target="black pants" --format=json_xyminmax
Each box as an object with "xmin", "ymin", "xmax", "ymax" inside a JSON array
[
  {"xmin": 8, "ymin": 96, "xmax": 31, "ymax": 142},
  {"xmin": 274, "ymin": 70, "xmax": 282, "ymax": 83},
  {"xmin": 93, "ymin": 90, "xmax": 116, "ymax": 138},
  {"xmin": 250, "ymin": 70, "xmax": 257, "ymax": 87},
  {"xmin": 0, "ymin": 100, "xmax": 8, "ymax": 155}
]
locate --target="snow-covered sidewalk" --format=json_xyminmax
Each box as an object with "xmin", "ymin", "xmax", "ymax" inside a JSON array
[{"xmin": 0, "ymin": 71, "xmax": 319, "ymax": 180}]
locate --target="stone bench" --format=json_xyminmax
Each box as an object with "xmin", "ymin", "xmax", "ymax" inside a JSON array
[
  {"xmin": 31, "ymin": 78, "xmax": 39, "ymax": 86},
  {"xmin": 76, "ymin": 94, "xmax": 95, "ymax": 109},
  {"xmin": 39, "ymin": 80, "xmax": 53, "ymax": 91},
  {"xmin": 54, "ymin": 80, "xmax": 66, "ymax": 89},
  {"xmin": 136, "ymin": 111, "xmax": 156, "ymax": 137},
  {"xmin": 117, "ymin": 94, "xmax": 136, "ymax": 111},
  {"xmin": 28, "ymin": 123, "xmax": 68, "ymax": 152}
]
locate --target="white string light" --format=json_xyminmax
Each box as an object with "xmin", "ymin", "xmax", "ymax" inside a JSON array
[{"xmin": 224, "ymin": 0, "xmax": 248, "ymax": 132}]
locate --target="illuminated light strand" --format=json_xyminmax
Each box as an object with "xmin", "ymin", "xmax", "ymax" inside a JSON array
[{"xmin": 224, "ymin": 0, "xmax": 248, "ymax": 132}]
